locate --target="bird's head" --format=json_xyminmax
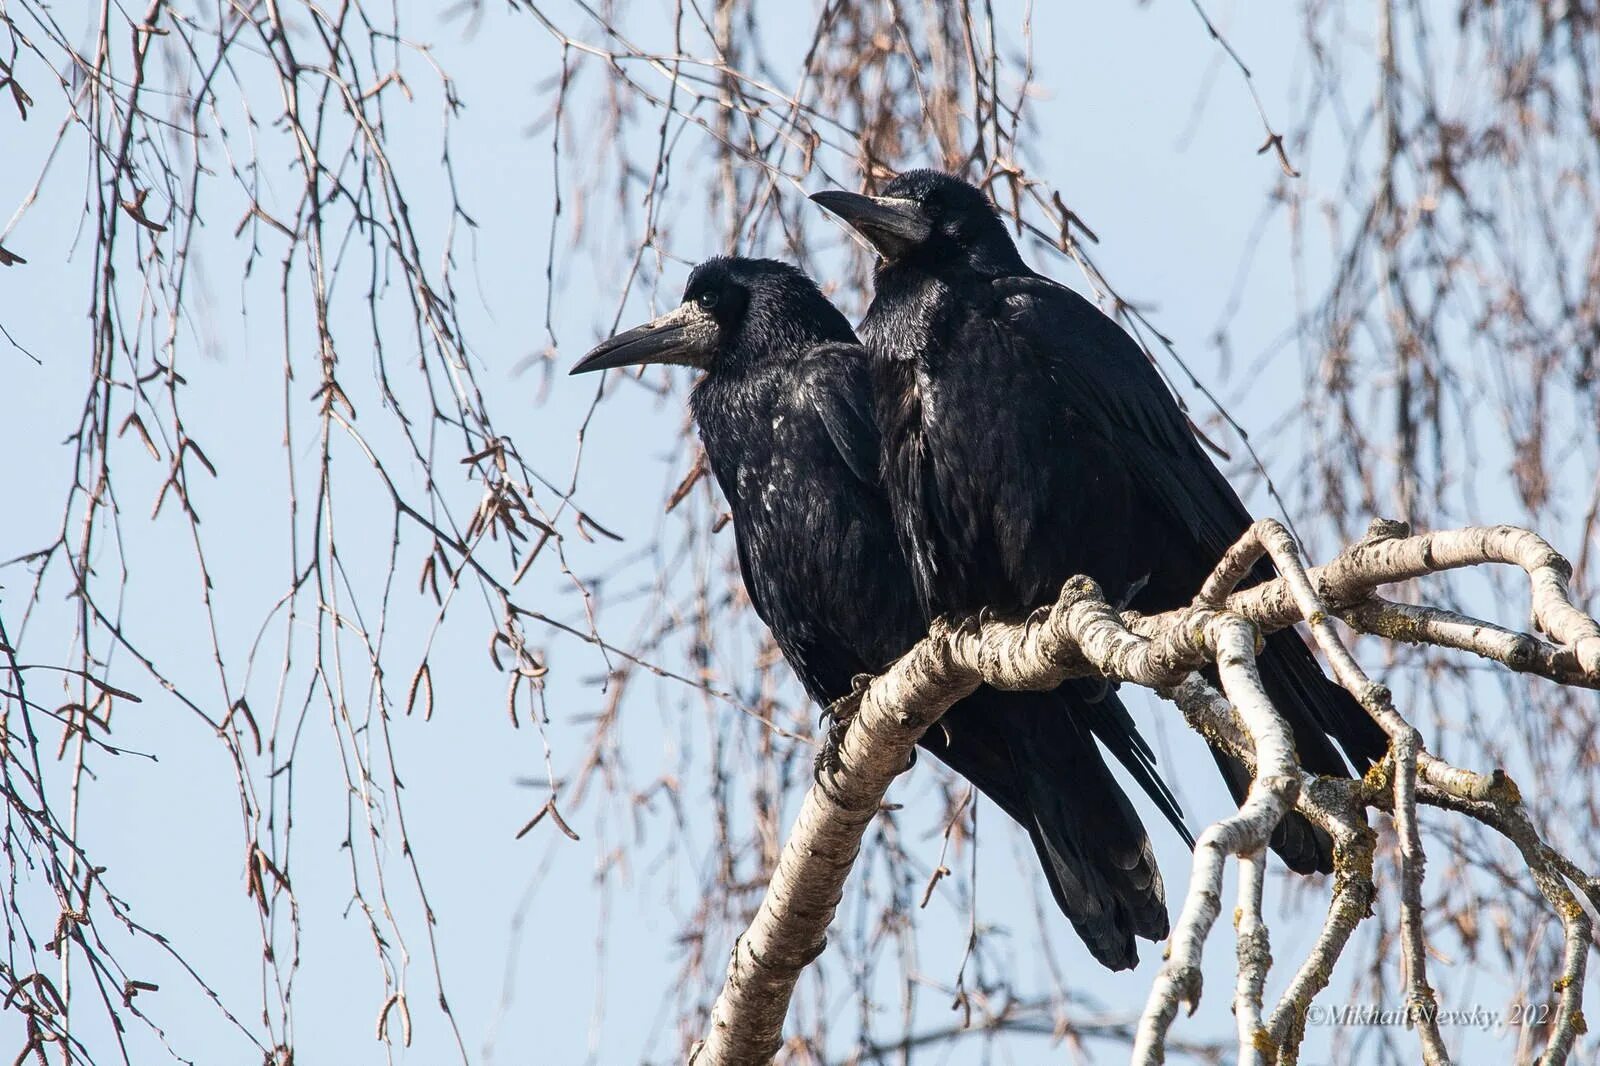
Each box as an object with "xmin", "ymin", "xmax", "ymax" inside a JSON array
[
  {"xmin": 810, "ymin": 170, "xmax": 1023, "ymax": 273},
  {"xmin": 570, "ymin": 257, "xmax": 854, "ymax": 378}
]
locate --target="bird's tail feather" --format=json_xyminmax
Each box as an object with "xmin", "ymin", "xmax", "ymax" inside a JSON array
[
  {"xmin": 927, "ymin": 687, "xmax": 1173, "ymax": 969},
  {"xmin": 1011, "ymin": 705, "xmax": 1169, "ymax": 968},
  {"xmin": 1077, "ymin": 685, "xmax": 1194, "ymax": 848}
]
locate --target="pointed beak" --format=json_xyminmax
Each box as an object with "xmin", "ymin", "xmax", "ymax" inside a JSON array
[
  {"xmin": 569, "ymin": 302, "xmax": 717, "ymax": 375},
  {"xmin": 809, "ymin": 190, "xmax": 931, "ymax": 258}
]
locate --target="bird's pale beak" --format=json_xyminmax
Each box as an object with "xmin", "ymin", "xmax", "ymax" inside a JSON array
[
  {"xmin": 809, "ymin": 190, "xmax": 932, "ymax": 258},
  {"xmin": 569, "ymin": 302, "xmax": 717, "ymax": 375}
]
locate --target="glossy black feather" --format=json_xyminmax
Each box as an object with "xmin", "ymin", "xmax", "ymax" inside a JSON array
[
  {"xmin": 676, "ymin": 257, "xmax": 1181, "ymax": 966},
  {"xmin": 854, "ymin": 173, "xmax": 1387, "ymax": 875}
]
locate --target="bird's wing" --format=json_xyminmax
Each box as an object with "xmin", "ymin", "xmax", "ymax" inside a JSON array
[
  {"xmin": 993, "ymin": 275, "xmax": 1391, "ymax": 777},
  {"xmin": 990, "ymin": 274, "xmax": 1257, "ymax": 563},
  {"xmin": 725, "ymin": 344, "xmax": 891, "ymax": 706},
  {"xmin": 729, "ymin": 511, "xmax": 844, "ymax": 707},
  {"xmin": 799, "ymin": 343, "xmax": 882, "ymax": 487}
]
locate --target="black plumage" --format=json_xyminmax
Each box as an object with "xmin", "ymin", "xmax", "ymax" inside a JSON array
[
  {"xmin": 572, "ymin": 256, "xmax": 1188, "ymax": 968},
  {"xmin": 813, "ymin": 172, "xmax": 1389, "ymax": 874}
]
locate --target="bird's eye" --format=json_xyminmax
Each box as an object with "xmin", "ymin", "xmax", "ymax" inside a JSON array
[
  {"xmin": 696, "ymin": 290, "xmax": 720, "ymax": 311},
  {"xmin": 922, "ymin": 195, "xmax": 945, "ymax": 219}
]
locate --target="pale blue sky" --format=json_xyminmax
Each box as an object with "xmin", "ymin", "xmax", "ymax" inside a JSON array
[{"xmin": 0, "ymin": 2, "xmax": 1590, "ymax": 1064}]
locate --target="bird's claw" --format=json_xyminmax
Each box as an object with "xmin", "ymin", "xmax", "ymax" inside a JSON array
[
  {"xmin": 812, "ymin": 737, "xmax": 844, "ymax": 786},
  {"xmin": 948, "ymin": 607, "xmax": 993, "ymax": 638},
  {"xmin": 813, "ymin": 690, "xmax": 863, "ymax": 786}
]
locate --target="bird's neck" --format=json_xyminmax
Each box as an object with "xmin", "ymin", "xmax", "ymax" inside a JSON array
[
  {"xmin": 862, "ymin": 266, "xmax": 971, "ymax": 364},
  {"xmin": 689, "ymin": 364, "xmax": 780, "ymax": 480}
]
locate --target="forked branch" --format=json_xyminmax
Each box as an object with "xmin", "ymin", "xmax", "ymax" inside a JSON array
[{"xmin": 692, "ymin": 519, "xmax": 1600, "ymax": 1066}]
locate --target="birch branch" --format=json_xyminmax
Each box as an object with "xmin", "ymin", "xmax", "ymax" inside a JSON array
[
  {"xmin": 692, "ymin": 520, "xmax": 1600, "ymax": 1065},
  {"xmin": 1130, "ymin": 623, "xmax": 1299, "ymax": 1064},
  {"xmin": 1234, "ymin": 850, "xmax": 1271, "ymax": 1066}
]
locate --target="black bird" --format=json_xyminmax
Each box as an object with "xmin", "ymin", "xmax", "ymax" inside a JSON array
[
  {"xmin": 572, "ymin": 256, "xmax": 1190, "ymax": 968},
  {"xmin": 812, "ymin": 172, "xmax": 1390, "ymax": 874}
]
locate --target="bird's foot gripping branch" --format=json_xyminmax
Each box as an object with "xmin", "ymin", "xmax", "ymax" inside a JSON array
[
  {"xmin": 810, "ymin": 673, "xmax": 876, "ymax": 784},
  {"xmin": 691, "ymin": 519, "xmax": 1600, "ymax": 1066}
]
